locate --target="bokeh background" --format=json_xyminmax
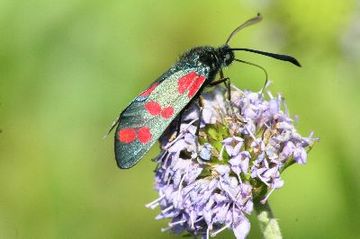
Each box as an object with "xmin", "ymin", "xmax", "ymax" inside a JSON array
[{"xmin": 1, "ymin": 0, "xmax": 359, "ymax": 238}]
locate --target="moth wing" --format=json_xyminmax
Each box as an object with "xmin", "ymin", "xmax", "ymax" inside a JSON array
[{"xmin": 114, "ymin": 68, "xmax": 208, "ymax": 168}]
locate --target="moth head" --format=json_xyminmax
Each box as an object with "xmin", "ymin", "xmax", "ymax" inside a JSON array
[
  {"xmin": 196, "ymin": 46, "xmax": 234, "ymax": 69},
  {"xmin": 216, "ymin": 45, "xmax": 235, "ymax": 67}
]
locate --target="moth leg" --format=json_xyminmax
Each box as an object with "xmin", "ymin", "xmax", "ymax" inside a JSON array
[
  {"xmin": 194, "ymin": 96, "xmax": 212, "ymax": 166},
  {"xmin": 176, "ymin": 110, "xmax": 184, "ymax": 137},
  {"xmin": 221, "ymin": 69, "xmax": 232, "ymax": 102},
  {"xmin": 195, "ymin": 96, "xmax": 205, "ymax": 137},
  {"xmin": 194, "ymin": 96, "xmax": 204, "ymax": 160},
  {"xmin": 209, "ymin": 77, "xmax": 229, "ymax": 86},
  {"xmin": 209, "ymin": 70, "xmax": 235, "ymax": 115},
  {"xmin": 209, "ymin": 70, "xmax": 232, "ymax": 101},
  {"xmin": 104, "ymin": 115, "xmax": 120, "ymax": 138},
  {"xmin": 224, "ymin": 78, "xmax": 232, "ymax": 102}
]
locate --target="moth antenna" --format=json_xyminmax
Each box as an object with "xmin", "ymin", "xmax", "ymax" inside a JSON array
[
  {"xmin": 234, "ymin": 58, "xmax": 268, "ymax": 93},
  {"xmin": 230, "ymin": 48, "xmax": 301, "ymax": 67},
  {"xmin": 225, "ymin": 13, "xmax": 263, "ymax": 45}
]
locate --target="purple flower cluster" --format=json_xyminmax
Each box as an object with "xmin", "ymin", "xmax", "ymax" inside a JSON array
[{"xmin": 146, "ymin": 86, "xmax": 317, "ymax": 239}]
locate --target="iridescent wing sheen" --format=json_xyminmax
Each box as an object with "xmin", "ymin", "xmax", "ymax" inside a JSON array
[{"xmin": 114, "ymin": 68, "xmax": 208, "ymax": 168}]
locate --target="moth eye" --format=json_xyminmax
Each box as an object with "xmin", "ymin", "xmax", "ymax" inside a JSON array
[{"xmin": 224, "ymin": 53, "xmax": 232, "ymax": 61}]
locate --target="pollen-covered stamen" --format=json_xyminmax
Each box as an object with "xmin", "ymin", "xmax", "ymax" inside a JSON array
[
  {"xmin": 168, "ymin": 219, "xmax": 187, "ymax": 227},
  {"xmin": 145, "ymin": 195, "xmax": 165, "ymax": 209},
  {"xmin": 118, "ymin": 128, "xmax": 137, "ymax": 143},
  {"xmin": 260, "ymin": 188, "xmax": 275, "ymax": 204},
  {"xmin": 211, "ymin": 223, "xmax": 231, "ymax": 237}
]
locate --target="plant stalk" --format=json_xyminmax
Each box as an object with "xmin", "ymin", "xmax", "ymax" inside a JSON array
[{"xmin": 255, "ymin": 201, "xmax": 282, "ymax": 239}]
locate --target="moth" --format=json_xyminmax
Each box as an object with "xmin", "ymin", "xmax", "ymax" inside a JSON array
[{"xmin": 111, "ymin": 14, "xmax": 300, "ymax": 169}]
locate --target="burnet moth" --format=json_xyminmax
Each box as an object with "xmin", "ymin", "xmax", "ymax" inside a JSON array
[{"xmin": 111, "ymin": 14, "xmax": 300, "ymax": 169}]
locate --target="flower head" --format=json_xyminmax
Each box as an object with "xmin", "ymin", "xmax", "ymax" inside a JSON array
[{"xmin": 146, "ymin": 85, "xmax": 318, "ymax": 239}]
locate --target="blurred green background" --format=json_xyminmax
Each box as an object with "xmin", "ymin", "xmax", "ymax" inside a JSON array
[{"xmin": 1, "ymin": 0, "xmax": 359, "ymax": 238}]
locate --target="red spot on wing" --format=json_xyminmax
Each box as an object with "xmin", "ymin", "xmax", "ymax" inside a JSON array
[
  {"xmin": 145, "ymin": 101, "xmax": 162, "ymax": 115},
  {"xmin": 178, "ymin": 72, "xmax": 197, "ymax": 94},
  {"xmin": 137, "ymin": 127, "xmax": 152, "ymax": 144},
  {"xmin": 161, "ymin": 106, "xmax": 174, "ymax": 119},
  {"xmin": 188, "ymin": 75, "xmax": 206, "ymax": 98},
  {"xmin": 178, "ymin": 71, "xmax": 206, "ymax": 98},
  {"xmin": 140, "ymin": 82, "xmax": 160, "ymax": 97},
  {"xmin": 118, "ymin": 128, "xmax": 137, "ymax": 144}
]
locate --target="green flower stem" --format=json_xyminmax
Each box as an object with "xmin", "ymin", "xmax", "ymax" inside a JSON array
[{"xmin": 255, "ymin": 201, "xmax": 282, "ymax": 239}]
